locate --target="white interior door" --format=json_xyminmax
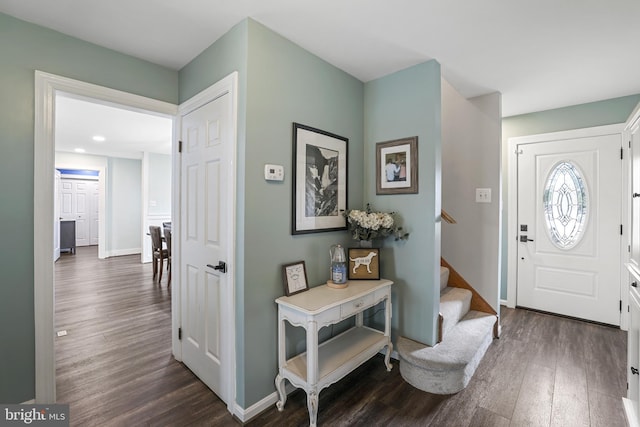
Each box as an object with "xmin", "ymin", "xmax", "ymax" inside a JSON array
[
  {"xmin": 180, "ymin": 93, "xmax": 230, "ymax": 402},
  {"xmin": 60, "ymin": 179, "xmax": 95, "ymax": 247},
  {"xmin": 516, "ymin": 134, "xmax": 622, "ymax": 325},
  {"xmin": 54, "ymin": 170, "xmax": 61, "ymax": 261}
]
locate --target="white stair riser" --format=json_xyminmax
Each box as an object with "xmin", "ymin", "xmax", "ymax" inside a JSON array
[{"xmin": 440, "ymin": 287, "xmax": 472, "ymax": 339}]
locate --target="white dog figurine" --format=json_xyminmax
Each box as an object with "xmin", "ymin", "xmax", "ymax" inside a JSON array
[{"xmin": 350, "ymin": 251, "xmax": 377, "ymax": 274}]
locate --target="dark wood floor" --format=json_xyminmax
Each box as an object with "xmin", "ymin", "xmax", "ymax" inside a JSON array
[{"xmin": 56, "ymin": 247, "xmax": 628, "ymax": 426}]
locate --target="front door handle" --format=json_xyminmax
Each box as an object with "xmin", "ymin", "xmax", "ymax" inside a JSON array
[
  {"xmin": 519, "ymin": 235, "xmax": 534, "ymax": 242},
  {"xmin": 207, "ymin": 261, "xmax": 227, "ymax": 273}
]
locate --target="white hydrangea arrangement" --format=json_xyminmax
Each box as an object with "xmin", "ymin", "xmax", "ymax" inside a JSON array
[{"xmin": 343, "ymin": 203, "xmax": 409, "ymax": 241}]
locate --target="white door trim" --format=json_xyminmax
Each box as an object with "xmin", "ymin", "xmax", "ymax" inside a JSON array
[
  {"xmin": 34, "ymin": 71, "xmax": 177, "ymax": 403},
  {"xmin": 176, "ymin": 71, "xmax": 238, "ymax": 416},
  {"xmin": 507, "ymin": 124, "xmax": 627, "ymax": 326}
]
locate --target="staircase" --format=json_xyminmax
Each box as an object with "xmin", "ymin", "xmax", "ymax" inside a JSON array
[{"xmin": 397, "ymin": 260, "xmax": 498, "ymax": 394}]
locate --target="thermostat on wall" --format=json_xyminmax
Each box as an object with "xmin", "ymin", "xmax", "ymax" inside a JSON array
[{"xmin": 264, "ymin": 164, "xmax": 284, "ymax": 181}]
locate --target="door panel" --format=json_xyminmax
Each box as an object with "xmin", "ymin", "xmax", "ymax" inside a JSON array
[
  {"xmin": 517, "ymin": 134, "xmax": 621, "ymax": 325},
  {"xmin": 181, "ymin": 94, "xmax": 229, "ymax": 402}
]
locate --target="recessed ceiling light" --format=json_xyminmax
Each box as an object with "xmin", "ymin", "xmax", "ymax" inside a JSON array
[
  {"xmin": 74, "ymin": 148, "xmax": 86, "ymax": 153},
  {"xmin": 92, "ymin": 135, "xmax": 105, "ymax": 142}
]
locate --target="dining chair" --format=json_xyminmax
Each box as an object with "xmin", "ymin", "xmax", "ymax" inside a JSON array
[
  {"xmin": 149, "ymin": 225, "xmax": 169, "ymax": 283},
  {"xmin": 163, "ymin": 226, "xmax": 172, "ymax": 286}
]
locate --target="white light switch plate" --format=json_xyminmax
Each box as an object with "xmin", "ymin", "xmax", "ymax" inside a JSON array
[
  {"xmin": 264, "ymin": 164, "xmax": 284, "ymax": 181},
  {"xmin": 476, "ymin": 188, "xmax": 492, "ymax": 203}
]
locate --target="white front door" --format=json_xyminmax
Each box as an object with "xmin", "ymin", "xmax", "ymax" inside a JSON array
[
  {"xmin": 516, "ymin": 133, "xmax": 622, "ymax": 325},
  {"xmin": 180, "ymin": 93, "xmax": 231, "ymax": 402}
]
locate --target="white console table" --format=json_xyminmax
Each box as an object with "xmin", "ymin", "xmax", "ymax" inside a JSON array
[{"xmin": 274, "ymin": 279, "xmax": 393, "ymax": 427}]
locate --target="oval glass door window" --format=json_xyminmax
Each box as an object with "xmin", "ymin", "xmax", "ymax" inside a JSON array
[{"xmin": 543, "ymin": 161, "xmax": 589, "ymax": 249}]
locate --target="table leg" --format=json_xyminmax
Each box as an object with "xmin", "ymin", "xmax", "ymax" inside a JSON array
[
  {"xmin": 307, "ymin": 391, "xmax": 318, "ymax": 427},
  {"xmin": 275, "ymin": 374, "xmax": 287, "ymax": 411},
  {"xmin": 306, "ymin": 320, "xmax": 319, "ymax": 426},
  {"xmin": 384, "ymin": 342, "xmax": 394, "ymax": 372},
  {"xmin": 384, "ymin": 294, "xmax": 393, "ymax": 371}
]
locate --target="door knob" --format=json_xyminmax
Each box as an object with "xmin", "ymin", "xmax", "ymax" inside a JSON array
[
  {"xmin": 519, "ymin": 235, "xmax": 534, "ymax": 242},
  {"xmin": 207, "ymin": 261, "xmax": 227, "ymax": 273},
  {"xmin": 632, "ymin": 367, "xmax": 639, "ymax": 375}
]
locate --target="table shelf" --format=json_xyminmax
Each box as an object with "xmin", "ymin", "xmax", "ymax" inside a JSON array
[{"xmin": 284, "ymin": 326, "xmax": 387, "ymax": 384}]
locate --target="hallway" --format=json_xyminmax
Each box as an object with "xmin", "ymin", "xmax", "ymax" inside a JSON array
[{"xmin": 54, "ymin": 247, "xmax": 235, "ymax": 426}]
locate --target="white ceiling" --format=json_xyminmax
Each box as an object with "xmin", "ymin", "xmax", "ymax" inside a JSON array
[
  {"xmin": 55, "ymin": 95, "xmax": 172, "ymax": 159},
  {"xmin": 3, "ymin": 0, "xmax": 640, "ymax": 117}
]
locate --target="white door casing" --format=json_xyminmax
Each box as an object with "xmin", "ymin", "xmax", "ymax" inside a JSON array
[
  {"xmin": 179, "ymin": 88, "xmax": 233, "ymax": 404},
  {"xmin": 34, "ymin": 71, "xmax": 238, "ymax": 419},
  {"xmin": 33, "ymin": 71, "xmax": 179, "ymax": 404},
  {"xmin": 90, "ymin": 181, "xmax": 99, "ymax": 245},
  {"xmin": 507, "ymin": 124, "xmax": 625, "ymax": 326},
  {"xmin": 54, "ymin": 170, "xmax": 61, "ymax": 261}
]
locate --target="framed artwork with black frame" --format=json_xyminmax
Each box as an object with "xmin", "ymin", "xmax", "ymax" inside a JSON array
[
  {"xmin": 376, "ymin": 136, "xmax": 418, "ymax": 195},
  {"xmin": 282, "ymin": 261, "xmax": 309, "ymax": 296},
  {"xmin": 292, "ymin": 123, "xmax": 348, "ymax": 234},
  {"xmin": 347, "ymin": 248, "xmax": 380, "ymax": 280}
]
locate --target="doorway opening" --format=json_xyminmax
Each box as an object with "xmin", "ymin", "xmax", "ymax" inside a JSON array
[{"xmin": 34, "ymin": 71, "xmax": 178, "ymax": 403}]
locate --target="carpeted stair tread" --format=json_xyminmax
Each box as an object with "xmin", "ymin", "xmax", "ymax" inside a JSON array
[
  {"xmin": 398, "ymin": 310, "xmax": 497, "ymax": 394},
  {"xmin": 399, "ymin": 310, "xmax": 495, "ymax": 369},
  {"xmin": 440, "ymin": 286, "xmax": 472, "ymax": 339}
]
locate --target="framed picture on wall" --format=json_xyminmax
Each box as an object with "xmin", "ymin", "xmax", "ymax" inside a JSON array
[
  {"xmin": 376, "ymin": 136, "xmax": 418, "ymax": 195},
  {"xmin": 292, "ymin": 123, "xmax": 348, "ymax": 234}
]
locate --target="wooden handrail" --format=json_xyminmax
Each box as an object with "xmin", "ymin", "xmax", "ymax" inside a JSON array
[{"xmin": 441, "ymin": 210, "xmax": 457, "ymax": 224}]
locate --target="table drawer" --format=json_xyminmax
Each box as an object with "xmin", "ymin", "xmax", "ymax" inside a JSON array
[{"xmin": 340, "ymin": 294, "xmax": 374, "ymax": 318}]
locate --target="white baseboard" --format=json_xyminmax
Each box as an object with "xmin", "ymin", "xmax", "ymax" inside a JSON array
[
  {"xmin": 500, "ymin": 299, "xmax": 508, "ymax": 306},
  {"xmin": 21, "ymin": 399, "xmax": 35, "ymax": 404},
  {"xmin": 107, "ymin": 248, "xmax": 141, "ymax": 258},
  {"xmin": 234, "ymin": 383, "xmax": 296, "ymax": 423},
  {"xmin": 623, "ymin": 397, "xmax": 640, "ymax": 427}
]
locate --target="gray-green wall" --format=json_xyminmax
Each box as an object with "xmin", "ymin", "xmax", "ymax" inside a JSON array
[
  {"xmin": 179, "ymin": 19, "xmax": 364, "ymax": 408},
  {"xmin": 500, "ymin": 94, "xmax": 640, "ymax": 299},
  {"xmin": 108, "ymin": 158, "xmax": 142, "ymax": 252},
  {"xmin": 243, "ymin": 20, "xmax": 364, "ymax": 407},
  {"xmin": 364, "ymin": 61, "xmax": 442, "ymax": 346},
  {"xmin": 147, "ymin": 153, "xmax": 171, "ymax": 216},
  {"xmin": 0, "ymin": 12, "xmax": 177, "ymax": 403}
]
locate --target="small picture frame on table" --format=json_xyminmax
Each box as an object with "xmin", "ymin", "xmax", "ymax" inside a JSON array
[
  {"xmin": 347, "ymin": 248, "xmax": 380, "ymax": 280},
  {"xmin": 282, "ymin": 261, "xmax": 309, "ymax": 296}
]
